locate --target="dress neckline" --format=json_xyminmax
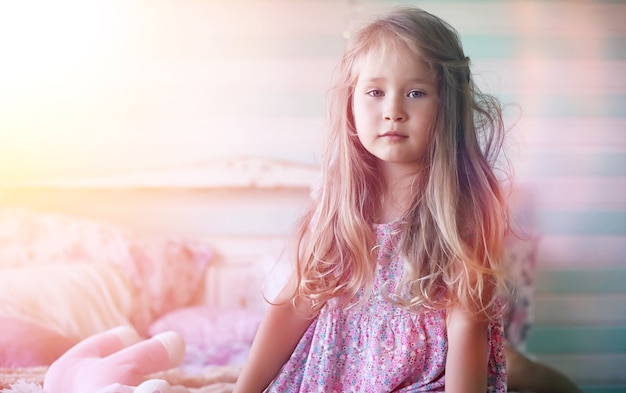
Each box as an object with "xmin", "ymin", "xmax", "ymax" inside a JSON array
[{"xmin": 373, "ymin": 217, "xmax": 405, "ymax": 230}]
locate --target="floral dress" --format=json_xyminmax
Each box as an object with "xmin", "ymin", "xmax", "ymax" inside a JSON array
[{"xmin": 266, "ymin": 220, "xmax": 507, "ymax": 392}]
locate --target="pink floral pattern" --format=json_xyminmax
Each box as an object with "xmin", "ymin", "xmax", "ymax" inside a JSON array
[
  {"xmin": 500, "ymin": 233, "xmax": 538, "ymax": 349},
  {"xmin": 0, "ymin": 207, "xmax": 214, "ymax": 336},
  {"xmin": 267, "ymin": 220, "xmax": 506, "ymax": 392}
]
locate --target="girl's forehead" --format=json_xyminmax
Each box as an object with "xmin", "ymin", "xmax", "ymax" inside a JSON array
[{"xmin": 351, "ymin": 42, "xmax": 433, "ymax": 81}]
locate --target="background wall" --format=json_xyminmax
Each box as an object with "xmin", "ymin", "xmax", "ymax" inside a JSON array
[{"xmin": 0, "ymin": 0, "xmax": 624, "ymax": 391}]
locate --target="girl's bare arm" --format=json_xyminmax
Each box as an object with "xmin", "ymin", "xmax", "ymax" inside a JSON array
[
  {"xmin": 445, "ymin": 305, "xmax": 490, "ymax": 393},
  {"xmin": 233, "ymin": 274, "xmax": 315, "ymax": 393}
]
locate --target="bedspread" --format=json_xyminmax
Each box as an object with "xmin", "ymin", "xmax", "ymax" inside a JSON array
[{"xmin": 0, "ymin": 365, "xmax": 242, "ymax": 393}]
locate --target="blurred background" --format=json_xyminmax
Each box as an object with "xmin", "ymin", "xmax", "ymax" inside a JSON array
[{"xmin": 0, "ymin": 0, "xmax": 624, "ymax": 390}]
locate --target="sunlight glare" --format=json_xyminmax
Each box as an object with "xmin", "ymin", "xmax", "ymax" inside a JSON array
[{"xmin": 0, "ymin": 0, "xmax": 137, "ymax": 181}]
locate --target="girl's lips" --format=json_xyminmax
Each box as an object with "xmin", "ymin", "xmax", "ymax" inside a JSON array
[{"xmin": 380, "ymin": 131, "xmax": 407, "ymax": 140}]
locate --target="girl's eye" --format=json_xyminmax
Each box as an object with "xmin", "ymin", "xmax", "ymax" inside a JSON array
[
  {"xmin": 367, "ymin": 89, "xmax": 384, "ymax": 97},
  {"xmin": 408, "ymin": 90, "xmax": 425, "ymax": 98}
]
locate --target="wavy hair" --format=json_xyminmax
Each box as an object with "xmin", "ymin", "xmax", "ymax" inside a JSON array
[{"xmin": 289, "ymin": 7, "xmax": 510, "ymax": 319}]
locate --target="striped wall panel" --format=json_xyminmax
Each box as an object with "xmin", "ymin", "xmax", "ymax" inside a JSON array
[{"xmin": 529, "ymin": 267, "xmax": 626, "ymax": 391}]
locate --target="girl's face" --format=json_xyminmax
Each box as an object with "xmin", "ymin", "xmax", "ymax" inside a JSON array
[{"xmin": 352, "ymin": 43, "xmax": 438, "ymax": 174}]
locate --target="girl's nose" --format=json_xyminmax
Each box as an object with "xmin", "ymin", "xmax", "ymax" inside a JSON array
[
  {"xmin": 383, "ymin": 98, "xmax": 406, "ymax": 122},
  {"xmin": 384, "ymin": 112, "xmax": 406, "ymax": 122}
]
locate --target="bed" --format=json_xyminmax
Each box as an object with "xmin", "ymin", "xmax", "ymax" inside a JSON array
[
  {"xmin": 0, "ymin": 205, "xmax": 263, "ymax": 392},
  {"xmin": 0, "ymin": 158, "xmax": 538, "ymax": 392}
]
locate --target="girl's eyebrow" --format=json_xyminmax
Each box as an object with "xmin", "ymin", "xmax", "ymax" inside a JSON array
[{"xmin": 358, "ymin": 76, "xmax": 434, "ymax": 84}]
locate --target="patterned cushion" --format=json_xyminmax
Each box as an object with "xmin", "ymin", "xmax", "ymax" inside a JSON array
[{"xmin": 501, "ymin": 233, "xmax": 539, "ymax": 349}]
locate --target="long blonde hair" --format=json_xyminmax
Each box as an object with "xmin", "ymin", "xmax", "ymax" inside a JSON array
[{"xmin": 290, "ymin": 7, "xmax": 509, "ymax": 319}]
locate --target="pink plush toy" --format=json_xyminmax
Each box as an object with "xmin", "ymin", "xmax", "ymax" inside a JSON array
[{"xmin": 43, "ymin": 326, "xmax": 190, "ymax": 393}]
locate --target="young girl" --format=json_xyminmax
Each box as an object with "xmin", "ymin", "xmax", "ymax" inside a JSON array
[{"xmin": 234, "ymin": 7, "xmax": 509, "ymax": 392}]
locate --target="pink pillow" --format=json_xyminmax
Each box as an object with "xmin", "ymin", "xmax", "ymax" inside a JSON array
[
  {"xmin": 148, "ymin": 306, "xmax": 263, "ymax": 367},
  {"xmin": 0, "ymin": 317, "xmax": 76, "ymax": 367},
  {"xmin": 501, "ymin": 234, "xmax": 539, "ymax": 348},
  {"xmin": 128, "ymin": 238, "xmax": 213, "ymax": 325}
]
